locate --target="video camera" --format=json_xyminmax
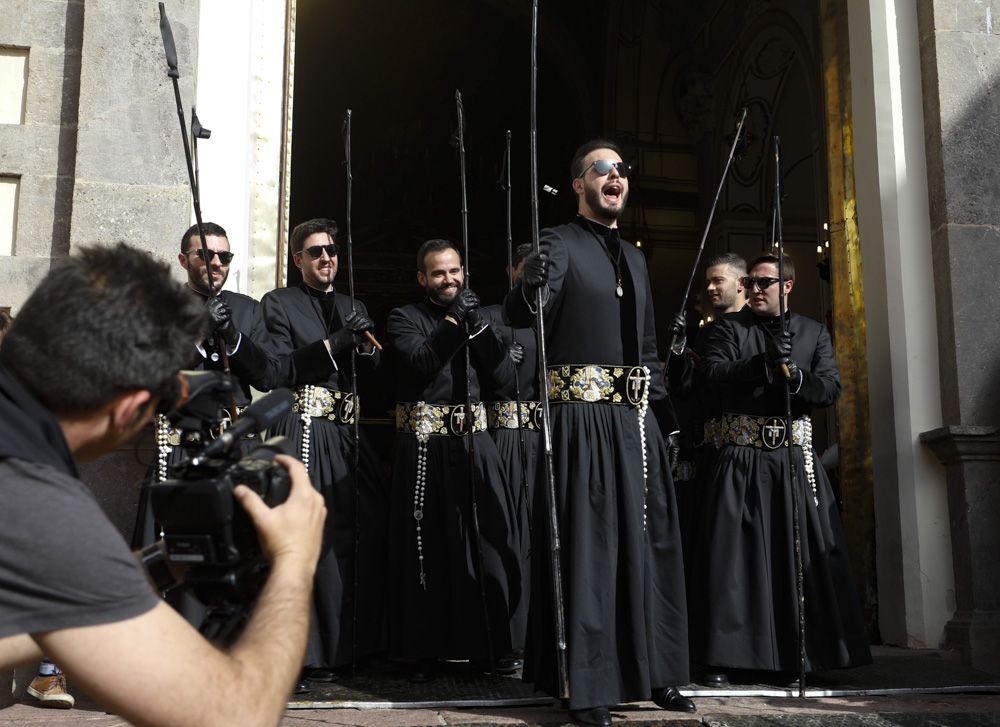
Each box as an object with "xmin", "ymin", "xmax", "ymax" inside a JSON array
[{"xmin": 139, "ymin": 371, "xmax": 295, "ymax": 642}]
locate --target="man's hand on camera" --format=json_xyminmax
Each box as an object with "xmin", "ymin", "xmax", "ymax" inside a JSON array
[
  {"xmin": 206, "ymin": 296, "xmax": 239, "ymax": 349},
  {"xmin": 234, "ymin": 454, "xmax": 325, "ymax": 574}
]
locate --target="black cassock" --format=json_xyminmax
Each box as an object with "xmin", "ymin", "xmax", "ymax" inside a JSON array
[
  {"xmin": 481, "ymin": 304, "xmax": 539, "ymax": 654},
  {"xmin": 504, "ymin": 216, "xmax": 688, "ymax": 710},
  {"xmin": 261, "ymin": 283, "xmax": 386, "ymax": 669},
  {"xmin": 692, "ymin": 306, "xmax": 871, "ymax": 672},
  {"xmin": 133, "ymin": 289, "xmax": 276, "ymax": 624},
  {"xmin": 385, "ymin": 300, "xmax": 520, "ymax": 661}
]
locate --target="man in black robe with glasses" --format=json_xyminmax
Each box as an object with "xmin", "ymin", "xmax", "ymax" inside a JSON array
[
  {"xmin": 260, "ymin": 218, "xmax": 384, "ymax": 687},
  {"xmin": 504, "ymin": 140, "xmax": 693, "ymax": 726},
  {"xmin": 689, "ymin": 253, "xmax": 870, "ymax": 684}
]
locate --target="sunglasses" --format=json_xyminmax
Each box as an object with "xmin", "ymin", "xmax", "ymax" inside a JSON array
[
  {"xmin": 743, "ymin": 276, "xmax": 785, "ymax": 291},
  {"xmin": 185, "ymin": 248, "xmax": 235, "ymax": 264},
  {"xmin": 579, "ymin": 159, "xmax": 631, "ymax": 178},
  {"xmin": 297, "ymin": 243, "xmax": 338, "ymax": 259}
]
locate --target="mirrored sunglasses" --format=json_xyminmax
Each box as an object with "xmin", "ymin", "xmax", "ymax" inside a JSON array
[{"xmin": 580, "ymin": 159, "xmax": 631, "ymax": 178}]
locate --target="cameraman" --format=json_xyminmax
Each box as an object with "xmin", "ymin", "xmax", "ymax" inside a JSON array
[{"xmin": 0, "ymin": 244, "xmax": 326, "ymax": 727}]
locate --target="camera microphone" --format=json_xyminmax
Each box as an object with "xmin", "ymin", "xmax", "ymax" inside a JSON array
[{"xmin": 192, "ymin": 388, "xmax": 293, "ymax": 464}]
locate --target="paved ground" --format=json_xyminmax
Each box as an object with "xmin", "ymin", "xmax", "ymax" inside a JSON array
[
  {"xmin": 4, "ymin": 648, "xmax": 999, "ymax": 726},
  {"xmin": 4, "ymin": 692, "xmax": 1000, "ymax": 726}
]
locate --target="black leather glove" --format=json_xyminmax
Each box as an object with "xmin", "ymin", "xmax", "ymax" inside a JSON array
[
  {"xmin": 520, "ymin": 243, "xmax": 550, "ymax": 295},
  {"xmin": 666, "ymin": 432, "xmax": 681, "ymax": 472},
  {"xmin": 669, "ymin": 311, "xmax": 686, "ymax": 354},
  {"xmin": 507, "ymin": 342, "xmax": 524, "ymax": 365},
  {"xmin": 328, "ymin": 311, "xmax": 373, "ymax": 355},
  {"xmin": 766, "ymin": 330, "xmax": 793, "ymax": 362},
  {"xmin": 448, "ymin": 288, "xmax": 481, "ymax": 325},
  {"xmin": 206, "ymin": 296, "xmax": 239, "ymax": 348},
  {"xmin": 775, "ymin": 357, "xmax": 803, "ymax": 389},
  {"xmin": 344, "ymin": 309, "xmax": 374, "ymax": 334}
]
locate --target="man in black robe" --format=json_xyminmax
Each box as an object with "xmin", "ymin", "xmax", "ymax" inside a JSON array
[
  {"xmin": 260, "ymin": 218, "xmax": 384, "ymax": 684},
  {"xmin": 504, "ymin": 140, "xmax": 693, "ymax": 726},
  {"xmin": 690, "ymin": 253, "xmax": 871, "ymax": 681},
  {"xmin": 386, "ymin": 238, "xmax": 520, "ymax": 680},
  {"xmin": 666, "ymin": 253, "xmax": 747, "ymax": 688},
  {"xmin": 133, "ymin": 222, "xmax": 276, "ymax": 624},
  {"xmin": 481, "ymin": 243, "xmax": 539, "ymax": 663}
]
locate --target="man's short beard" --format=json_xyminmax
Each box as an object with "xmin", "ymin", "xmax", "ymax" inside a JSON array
[
  {"xmin": 427, "ymin": 282, "xmax": 461, "ymax": 306},
  {"xmin": 584, "ymin": 185, "xmax": 627, "ymax": 220}
]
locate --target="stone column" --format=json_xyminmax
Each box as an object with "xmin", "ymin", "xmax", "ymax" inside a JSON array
[
  {"xmin": 70, "ymin": 0, "xmax": 198, "ymax": 261},
  {"xmin": 916, "ymin": 0, "xmax": 1000, "ymax": 675}
]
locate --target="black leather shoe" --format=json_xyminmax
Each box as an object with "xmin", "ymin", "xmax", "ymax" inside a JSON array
[
  {"xmin": 568, "ymin": 706, "xmax": 612, "ymax": 727},
  {"xmin": 474, "ymin": 655, "xmax": 524, "ymax": 675},
  {"xmin": 652, "ymin": 686, "xmax": 696, "ymax": 713},
  {"xmin": 294, "ymin": 679, "xmax": 312, "ymax": 695},
  {"xmin": 303, "ymin": 667, "xmax": 338, "ymax": 682},
  {"xmin": 700, "ymin": 671, "xmax": 730, "ymax": 687}
]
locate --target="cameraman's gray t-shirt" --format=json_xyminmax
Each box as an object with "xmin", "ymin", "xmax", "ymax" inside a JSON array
[{"xmin": 0, "ymin": 457, "xmax": 159, "ymax": 639}]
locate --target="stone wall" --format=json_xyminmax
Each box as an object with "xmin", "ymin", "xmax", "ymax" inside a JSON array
[
  {"xmin": 917, "ymin": 0, "xmax": 1000, "ymax": 675},
  {"xmin": 0, "ymin": 0, "xmax": 83, "ymax": 311}
]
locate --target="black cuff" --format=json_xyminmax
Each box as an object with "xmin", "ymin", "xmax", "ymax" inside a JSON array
[{"xmin": 291, "ymin": 339, "xmax": 337, "ymax": 385}]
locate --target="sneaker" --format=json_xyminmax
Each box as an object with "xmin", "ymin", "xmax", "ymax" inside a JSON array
[{"xmin": 26, "ymin": 674, "xmax": 75, "ymax": 709}]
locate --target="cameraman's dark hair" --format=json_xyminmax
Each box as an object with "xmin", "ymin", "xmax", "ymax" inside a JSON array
[
  {"xmin": 290, "ymin": 218, "xmax": 338, "ymax": 254},
  {"xmin": 181, "ymin": 222, "xmax": 228, "ymax": 252},
  {"xmin": 570, "ymin": 138, "xmax": 625, "ymax": 181},
  {"xmin": 705, "ymin": 252, "xmax": 747, "ymax": 278},
  {"xmin": 0, "ymin": 243, "xmax": 207, "ymax": 414},
  {"xmin": 416, "ymin": 239, "xmax": 462, "ymax": 272},
  {"xmin": 749, "ymin": 252, "xmax": 795, "ymax": 281},
  {"xmin": 513, "ymin": 243, "xmax": 533, "ymax": 269}
]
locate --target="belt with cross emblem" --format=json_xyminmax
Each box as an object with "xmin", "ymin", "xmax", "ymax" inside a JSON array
[
  {"xmin": 716, "ymin": 413, "xmax": 812, "ymax": 450},
  {"xmin": 545, "ymin": 364, "xmax": 651, "ymax": 407},
  {"xmin": 396, "ymin": 401, "xmax": 488, "ymax": 437}
]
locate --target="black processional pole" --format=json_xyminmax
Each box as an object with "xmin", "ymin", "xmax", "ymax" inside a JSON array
[
  {"xmin": 529, "ymin": 0, "xmax": 570, "ymax": 699},
  {"xmin": 668, "ymin": 107, "xmax": 748, "ymax": 360},
  {"xmin": 455, "ymin": 90, "xmax": 497, "ymax": 674},
  {"xmin": 158, "ymin": 2, "xmax": 237, "ymax": 420},
  {"xmin": 773, "ymin": 136, "xmax": 807, "ymax": 698},
  {"xmin": 342, "ymin": 109, "xmax": 362, "ymax": 675},
  {"xmin": 500, "ymin": 131, "xmax": 533, "ymax": 539}
]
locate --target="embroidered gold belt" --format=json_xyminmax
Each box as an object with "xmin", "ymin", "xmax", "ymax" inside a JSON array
[
  {"xmin": 486, "ymin": 400, "xmax": 542, "ymax": 431},
  {"xmin": 155, "ymin": 405, "xmax": 251, "ymax": 446},
  {"xmin": 396, "ymin": 401, "xmax": 488, "ymax": 437},
  {"xmin": 545, "ymin": 364, "xmax": 651, "ymax": 406},
  {"xmin": 715, "ymin": 413, "xmax": 812, "ymax": 450},
  {"xmin": 293, "ymin": 385, "xmax": 358, "ymax": 425}
]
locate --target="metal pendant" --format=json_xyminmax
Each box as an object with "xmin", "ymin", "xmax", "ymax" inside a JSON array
[{"xmin": 616, "ymin": 284, "xmax": 624, "ymax": 298}]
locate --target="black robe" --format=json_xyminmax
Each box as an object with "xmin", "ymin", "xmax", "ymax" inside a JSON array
[
  {"xmin": 260, "ymin": 283, "xmax": 386, "ymax": 668},
  {"xmin": 481, "ymin": 303, "xmax": 540, "ymax": 654},
  {"xmin": 133, "ymin": 289, "xmax": 277, "ymax": 625},
  {"xmin": 504, "ymin": 216, "xmax": 689, "ymax": 710},
  {"xmin": 690, "ymin": 306, "xmax": 871, "ymax": 672},
  {"xmin": 385, "ymin": 299, "xmax": 520, "ymax": 661},
  {"xmin": 665, "ymin": 317, "xmax": 730, "ymax": 585}
]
